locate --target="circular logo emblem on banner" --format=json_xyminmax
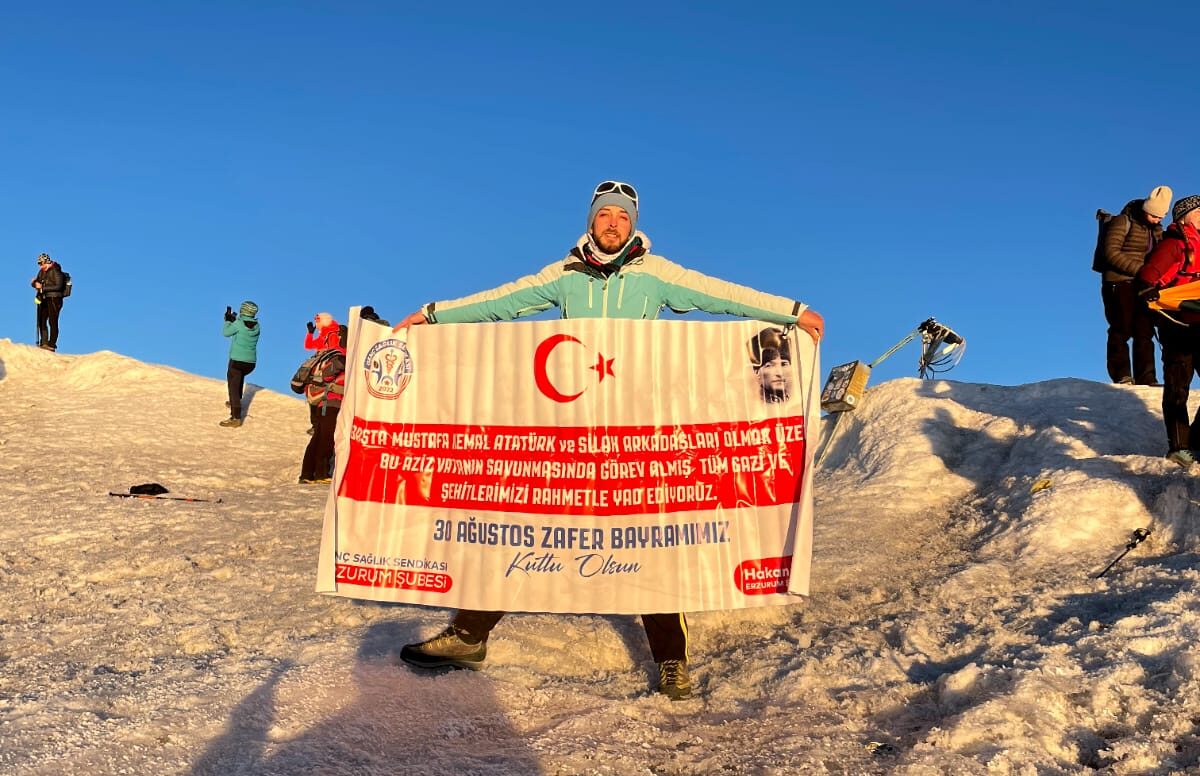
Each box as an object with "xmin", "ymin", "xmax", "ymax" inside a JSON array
[{"xmin": 363, "ymin": 339, "xmax": 414, "ymax": 400}]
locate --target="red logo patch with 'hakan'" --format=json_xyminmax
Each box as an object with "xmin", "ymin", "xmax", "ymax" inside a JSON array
[{"xmin": 734, "ymin": 556, "xmax": 792, "ymax": 595}]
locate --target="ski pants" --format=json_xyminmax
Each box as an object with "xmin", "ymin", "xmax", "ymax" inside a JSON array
[
  {"xmin": 36, "ymin": 296, "xmax": 63, "ymax": 348},
  {"xmin": 301, "ymin": 405, "xmax": 339, "ymax": 480},
  {"xmin": 226, "ymin": 359, "xmax": 255, "ymax": 419},
  {"xmin": 1157, "ymin": 321, "xmax": 1200, "ymax": 452},
  {"xmin": 451, "ymin": 609, "xmax": 689, "ymax": 663},
  {"xmin": 1102, "ymin": 280, "xmax": 1157, "ymax": 384}
]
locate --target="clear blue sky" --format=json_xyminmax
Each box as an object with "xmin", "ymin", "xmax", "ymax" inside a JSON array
[{"xmin": 4, "ymin": 2, "xmax": 1196, "ymax": 399}]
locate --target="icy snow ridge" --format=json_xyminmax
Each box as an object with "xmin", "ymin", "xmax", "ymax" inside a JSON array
[{"xmin": 0, "ymin": 339, "xmax": 1197, "ymax": 775}]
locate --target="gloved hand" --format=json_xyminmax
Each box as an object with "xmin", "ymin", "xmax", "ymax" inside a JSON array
[
  {"xmin": 307, "ymin": 321, "xmax": 316, "ymax": 334},
  {"xmin": 224, "ymin": 306, "xmax": 236, "ymax": 322},
  {"xmin": 1140, "ymin": 286, "xmax": 1161, "ymax": 302}
]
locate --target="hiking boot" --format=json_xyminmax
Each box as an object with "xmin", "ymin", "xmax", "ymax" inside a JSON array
[
  {"xmin": 1167, "ymin": 450, "xmax": 1195, "ymax": 468},
  {"xmin": 400, "ymin": 627, "xmax": 487, "ymax": 670},
  {"xmin": 1115, "ymin": 377, "xmax": 1134, "ymax": 385},
  {"xmin": 219, "ymin": 417, "xmax": 243, "ymax": 428},
  {"xmin": 656, "ymin": 660, "xmax": 693, "ymax": 700}
]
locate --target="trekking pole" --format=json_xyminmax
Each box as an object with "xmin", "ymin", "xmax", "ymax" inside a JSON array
[
  {"xmin": 813, "ymin": 412, "xmax": 842, "ymax": 468},
  {"xmin": 108, "ymin": 492, "xmax": 223, "ymax": 503},
  {"xmin": 816, "ymin": 328, "xmax": 916, "ymax": 467},
  {"xmin": 1095, "ymin": 527, "xmax": 1151, "ymax": 578}
]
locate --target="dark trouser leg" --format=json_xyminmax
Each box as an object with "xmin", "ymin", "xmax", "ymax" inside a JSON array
[
  {"xmin": 642, "ymin": 612, "xmax": 688, "ymax": 663},
  {"xmin": 1131, "ymin": 293, "xmax": 1158, "ymax": 384},
  {"xmin": 43, "ymin": 297, "xmax": 63, "ymax": 348},
  {"xmin": 1159, "ymin": 323, "xmax": 1195, "ymax": 451},
  {"xmin": 36, "ymin": 301, "xmax": 50, "ymax": 346},
  {"xmin": 1102, "ymin": 281, "xmax": 1135, "ymax": 382},
  {"xmin": 1183, "ymin": 332, "xmax": 1200, "ymax": 447},
  {"xmin": 226, "ymin": 360, "xmax": 255, "ymax": 419},
  {"xmin": 300, "ymin": 406, "xmax": 339, "ymax": 479},
  {"xmin": 309, "ymin": 403, "xmax": 319, "ymax": 428},
  {"xmin": 451, "ymin": 610, "xmax": 506, "ymax": 642}
]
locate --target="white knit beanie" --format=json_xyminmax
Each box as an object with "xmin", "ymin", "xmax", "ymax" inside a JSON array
[{"xmin": 1144, "ymin": 185, "xmax": 1173, "ymax": 218}]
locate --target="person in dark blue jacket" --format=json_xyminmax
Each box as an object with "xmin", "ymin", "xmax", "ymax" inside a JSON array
[{"xmin": 220, "ymin": 301, "xmax": 261, "ymax": 428}]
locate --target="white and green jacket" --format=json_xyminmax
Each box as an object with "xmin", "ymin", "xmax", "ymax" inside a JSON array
[{"xmin": 423, "ymin": 232, "xmax": 805, "ymax": 325}]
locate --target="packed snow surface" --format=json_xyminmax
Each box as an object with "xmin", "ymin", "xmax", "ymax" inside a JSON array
[{"xmin": 1, "ymin": 338, "xmax": 1197, "ymax": 775}]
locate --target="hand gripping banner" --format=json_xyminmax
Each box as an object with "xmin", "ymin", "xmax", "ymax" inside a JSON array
[{"xmin": 316, "ymin": 311, "xmax": 818, "ymax": 614}]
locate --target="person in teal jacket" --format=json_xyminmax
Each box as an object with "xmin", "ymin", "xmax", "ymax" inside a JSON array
[
  {"xmin": 394, "ymin": 180, "xmax": 824, "ymax": 701},
  {"xmin": 220, "ymin": 300, "xmax": 261, "ymax": 428}
]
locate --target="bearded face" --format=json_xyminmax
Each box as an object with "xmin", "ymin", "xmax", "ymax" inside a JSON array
[{"xmin": 590, "ymin": 205, "xmax": 632, "ymax": 253}]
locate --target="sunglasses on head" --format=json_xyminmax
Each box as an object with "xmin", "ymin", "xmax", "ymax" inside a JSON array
[{"xmin": 592, "ymin": 181, "xmax": 638, "ymax": 206}]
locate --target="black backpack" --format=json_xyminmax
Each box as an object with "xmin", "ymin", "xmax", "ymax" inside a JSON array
[
  {"xmin": 1092, "ymin": 209, "xmax": 1132, "ymax": 273},
  {"xmin": 61, "ymin": 270, "xmax": 72, "ymax": 298}
]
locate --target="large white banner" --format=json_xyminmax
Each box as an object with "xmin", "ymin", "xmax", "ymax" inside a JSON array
[{"xmin": 316, "ymin": 311, "xmax": 818, "ymax": 614}]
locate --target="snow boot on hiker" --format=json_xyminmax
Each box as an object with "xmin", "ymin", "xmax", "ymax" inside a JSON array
[
  {"xmin": 1167, "ymin": 449, "xmax": 1196, "ymax": 468},
  {"xmin": 219, "ymin": 417, "xmax": 243, "ymax": 428},
  {"xmin": 656, "ymin": 659, "xmax": 692, "ymax": 700},
  {"xmin": 400, "ymin": 626, "xmax": 487, "ymax": 670}
]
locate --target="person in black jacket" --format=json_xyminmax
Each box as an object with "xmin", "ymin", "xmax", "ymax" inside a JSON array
[
  {"xmin": 31, "ymin": 253, "xmax": 66, "ymax": 351},
  {"xmin": 360, "ymin": 306, "xmax": 390, "ymax": 327},
  {"xmin": 1099, "ymin": 186, "xmax": 1172, "ymax": 385}
]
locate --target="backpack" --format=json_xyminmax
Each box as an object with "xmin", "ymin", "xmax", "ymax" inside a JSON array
[
  {"xmin": 307, "ymin": 350, "xmax": 347, "ymax": 407},
  {"xmin": 61, "ymin": 271, "xmax": 72, "ymax": 298},
  {"xmin": 290, "ymin": 349, "xmax": 339, "ymax": 395},
  {"xmin": 1092, "ymin": 209, "xmax": 1132, "ymax": 273}
]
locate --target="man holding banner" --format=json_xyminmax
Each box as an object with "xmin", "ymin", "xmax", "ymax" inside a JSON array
[{"xmin": 387, "ymin": 180, "xmax": 823, "ymax": 700}]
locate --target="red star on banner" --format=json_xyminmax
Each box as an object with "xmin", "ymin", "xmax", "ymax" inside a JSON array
[{"xmin": 591, "ymin": 352, "xmax": 615, "ymax": 382}]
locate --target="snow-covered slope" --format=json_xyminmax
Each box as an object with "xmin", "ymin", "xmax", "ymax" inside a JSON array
[{"xmin": 1, "ymin": 339, "xmax": 1197, "ymax": 775}]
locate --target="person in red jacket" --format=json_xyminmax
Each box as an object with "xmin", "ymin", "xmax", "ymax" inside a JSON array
[
  {"xmin": 302, "ymin": 312, "xmax": 341, "ymax": 433},
  {"xmin": 299, "ymin": 325, "xmax": 347, "ymax": 484},
  {"xmin": 1137, "ymin": 194, "xmax": 1200, "ymax": 467},
  {"xmin": 304, "ymin": 312, "xmax": 341, "ymax": 350}
]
